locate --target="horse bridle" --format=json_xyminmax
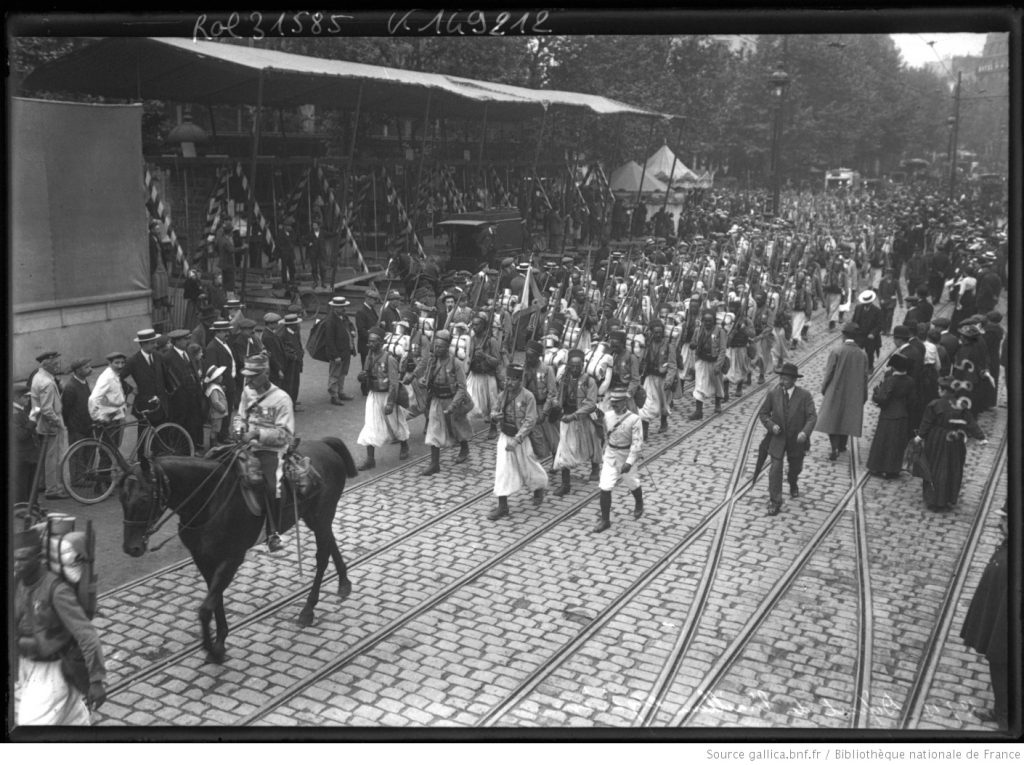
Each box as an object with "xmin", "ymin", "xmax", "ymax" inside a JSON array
[{"xmin": 122, "ymin": 464, "xmax": 173, "ymax": 544}]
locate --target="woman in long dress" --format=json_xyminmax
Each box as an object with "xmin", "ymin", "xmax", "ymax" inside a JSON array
[
  {"xmin": 866, "ymin": 352, "xmax": 916, "ymax": 478},
  {"xmin": 912, "ymin": 376, "xmax": 987, "ymax": 511}
]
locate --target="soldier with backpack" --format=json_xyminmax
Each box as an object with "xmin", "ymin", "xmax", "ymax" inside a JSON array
[{"xmin": 14, "ymin": 527, "xmax": 107, "ymax": 725}]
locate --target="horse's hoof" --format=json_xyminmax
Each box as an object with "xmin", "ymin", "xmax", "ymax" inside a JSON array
[
  {"xmin": 297, "ymin": 609, "xmax": 315, "ymax": 628},
  {"xmin": 338, "ymin": 579, "xmax": 353, "ymax": 601}
]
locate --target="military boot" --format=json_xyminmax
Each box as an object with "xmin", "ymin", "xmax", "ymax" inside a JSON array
[
  {"xmin": 735, "ymin": 382, "xmax": 744, "ymax": 398},
  {"xmin": 723, "ymin": 381, "xmax": 730, "ymax": 402},
  {"xmin": 454, "ymin": 440, "xmax": 470, "ymax": 464},
  {"xmin": 487, "ymin": 421, "xmax": 498, "ymax": 439},
  {"xmin": 632, "ymin": 487, "xmax": 645, "ymax": 519},
  {"xmin": 532, "ymin": 488, "xmax": 545, "ymax": 506},
  {"xmin": 642, "ymin": 420, "xmax": 649, "ymax": 442},
  {"xmin": 688, "ymin": 401, "xmax": 703, "ymax": 420},
  {"xmin": 554, "ymin": 468, "xmax": 571, "ymax": 497},
  {"xmin": 358, "ymin": 445, "xmax": 376, "ymax": 471},
  {"xmin": 588, "ymin": 462, "xmax": 601, "ymax": 482},
  {"xmin": 421, "ymin": 446, "xmax": 441, "ymax": 476},
  {"xmin": 265, "ymin": 495, "xmax": 283, "ymax": 552},
  {"xmin": 714, "ymin": 396, "xmax": 722, "ymax": 414},
  {"xmin": 659, "ymin": 414, "xmax": 669, "ymax": 433},
  {"xmin": 591, "ymin": 491, "xmax": 612, "ymax": 534},
  {"xmin": 489, "ymin": 495, "xmax": 510, "ymax": 520},
  {"xmin": 399, "ymin": 441, "xmax": 410, "ymax": 460}
]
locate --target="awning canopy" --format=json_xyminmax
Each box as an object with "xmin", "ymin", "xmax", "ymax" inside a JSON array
[{"xmin": 21, "ymin": 37, "xmax": 674, "ymax": 122}]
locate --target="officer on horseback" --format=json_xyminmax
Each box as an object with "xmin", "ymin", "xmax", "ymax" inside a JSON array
[{"xmin": 233, "ymin": 353, "xmax": 294, "ymax": 552}]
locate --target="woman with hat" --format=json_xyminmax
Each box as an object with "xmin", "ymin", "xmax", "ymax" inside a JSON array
[
  {"xmin": 912, "ymin": 376, "xmax": 987, "ymax": 511},
  {"xmin": 355, "ymin": 327, "xmax": 410, "ymax": 469},
  {"xmin": 488, "ymin": 364, "xmax": 548, "ymax": 520},
  {"xmin": 202, "ymin": 365, "xmax": 229, "ymax": 448},
  {"xmin": 866, "ymin": 352, "xmax": 917, "ymax": 478}
]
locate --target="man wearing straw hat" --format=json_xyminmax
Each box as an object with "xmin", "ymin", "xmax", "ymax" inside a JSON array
[
  {"xmin": 205, "ymin": 320, "xmax": 238, "ymax": 439},
  {"xmin": 324, "ymin": 295, "xmax": 357, "ymax": 406},
  {"xmin": 489, "ymin": 364, "xmax": 547, "ymax": 520},
  {"xmin": 122, "ymin": 328, "xmax": 170, "ymax": 440},
  {"xmin": 233, "ymin": 353, "xmax": 294, "ymax": 553},
  {"xmin": 30, "ymin": 351, "xmax": 70, "ymax": 500},
  {"xmin": 14, "ymin": 527, "xmax": 107, "ymax": 724},
  {"xmin": 592, "ymin": 385, "xmax": 644, "ymax": 534},
  {"xmin": 851, "ymin": 289, "xmax": 883, "ymax": 372},
  {"xmin": 757, "ymin": 362, "xmax": 817, "ymax": 517}
]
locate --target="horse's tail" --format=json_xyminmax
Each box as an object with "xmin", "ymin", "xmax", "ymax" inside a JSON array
[{"xmin": 322, "ymin": 437, "xmax": 359, "ymax": 478}]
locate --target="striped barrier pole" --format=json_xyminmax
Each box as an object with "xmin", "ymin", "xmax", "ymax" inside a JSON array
[
  {"xmin": 314, "ymin": 165, "xmax": 369, "ymax": 273},
  {"xmin": 144, "ymin": 166, "xmax": 187, "ymax": 271},
  {"xmin": 381, "ymin": 168, "xmax": 428, "ymax": 261}
]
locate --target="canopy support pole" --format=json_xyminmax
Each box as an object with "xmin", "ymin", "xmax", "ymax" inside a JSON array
[
  {"xmin": 240, "ymin": 68, "xmax": 264, "ymax": 304},
  {"xmin": 632, "ymin": 116, "xmax": 658, "ymax": 241},
  {"xmin": 478, "ymin": 103, "xmax": 489, "ymax": 209},
  {"xmin": 414, "ymin": 91, "xmax": 432, "ymax": 247},
  {"xmin": 531, "ymin": 106, "xmax": 551, "ymax": 218},
  {"xmin": 334, "ymin": 81, "xmax": 363, "ymax": 285},
  {"xmin": 660, "ymin": 120, "xmax": 684, "ymax": 216}
]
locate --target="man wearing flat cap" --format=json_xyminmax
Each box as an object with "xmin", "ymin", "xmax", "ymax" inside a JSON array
[
  {"xmin": 61, "ymin": 358, "xmax": 94, "ymax": 448},
  {"xmin": 815, "ymin": 323, "xmax": 868, "ymax": 461},
  {"xmin": 488, "ymin": 364, "xmax": 547, "ymax": 520},
  {"xmin": 30, "ymin": 351, "xmax": 70, "ymax": 499},
  {"xmin": 164, "ymin": 328, "xmax": 204, "ymax": 447}
]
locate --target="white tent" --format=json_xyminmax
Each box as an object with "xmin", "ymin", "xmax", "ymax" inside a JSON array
[
  {"xmin": 646, "ymin": 144, "xmax": 700, "ymax": 185},
  {"xmin": 609, "ymin": 160, "xmax": 669, "ymax": 197}
]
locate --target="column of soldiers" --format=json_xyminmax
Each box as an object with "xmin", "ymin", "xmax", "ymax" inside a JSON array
[{"xmin": 345, "ymin": 185, "xmax": 1003, "ymax": 533}]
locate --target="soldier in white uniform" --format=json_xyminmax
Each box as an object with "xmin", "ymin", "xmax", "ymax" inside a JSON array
[
  {"xmin": 489, "ymin": 364, "xmax": 548, "ymax": 520},
  {"xmin": 356, "ymin": 327, "xmax": 411, "ymax": 469},
  {"xmin": 594, "ymin": 386, "xmax": 644, "ymax": 533}
]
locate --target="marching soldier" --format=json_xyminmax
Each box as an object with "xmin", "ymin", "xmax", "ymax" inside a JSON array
[
  {"xmin": 593, "ymin": 386, "xmax": 644, "ymax": 534},
  {"xmin": 603, "ymin": 328, "xmax": 641, "ymax": 407},
  {"xmin": 466, "ymin": 312, "xmax": 503, "ymax": 438},
  {"xmin": 415, "ymin": 329, "xmax": 474, "ymax": 475},
  {"xmin": 355, "ymin": 327, "xmax": 410, "ymax": 469},
  {"xmin": 523, "ymin": 340, "xmax": 559, "ymax": 460},
  {"xmin": 689, "ymin": 310, "xmax": 727, "ymax": 419},
  {"xmin": 638, "ymin": 318, "xmax": 677, "ymax": 437},
  {"xmin": 489, "ymin": 364, "xmax": 547, "ymax": 520},
  {"xmin": 551, "ymin": 349, "xmax": 601, "ymax": 497}
]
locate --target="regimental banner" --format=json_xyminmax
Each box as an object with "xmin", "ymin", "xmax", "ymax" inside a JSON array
[{"xmin": 144, "ymin": 165, "xmax": 186, "ymax": 270}]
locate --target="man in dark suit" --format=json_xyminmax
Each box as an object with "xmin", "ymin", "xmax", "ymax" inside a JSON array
[
  {"xmin": 306, "ymin": 219, "xmax": 329, "ymax": 288},
  {"xmin": 852, "ymin": 289, "xmax": 883, "ymax": 372},
  {"xmin": 230, "ymin": 318, "xmax": 264, "ymax": 384},
  {"xmin": 324, "ymin": 296, "xmax": 356, "ymax": 405},
  {"xmin": 757, "ymin": 362, "xmax": 817, "ymax": 516},
  {"xmin": 122, "ymin": 328, "xmax": 170, "ymax": 440},
  {"xmin": 204, "ymin": 320, "xmax": 237, "ymax": 441},
  {"xmin": 260, "ymin": 313, "xmax": 287, "ymax": 388},
  {"xmin": 163, "ymin": 329, "xmax": 205, "ymax": 448},
  {"xmin": 61, "ymin": 358, "xmax": 94, "ymax": 447},
  {"xmin": 354, "ymin": 288, "xmax": 382, "ymax": 368},
  {"xmin": 280, "ymin": 313, "xmax": 304, "ymax": 406}
]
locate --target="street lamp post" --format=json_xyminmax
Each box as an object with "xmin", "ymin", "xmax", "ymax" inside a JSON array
[
  {"xmin": 948, "ymin": 70, "xmax": 962, "ymax": 201},
  {"xmin": 769, "ymin": 69, "xmax": 790, "ymax": 218}
]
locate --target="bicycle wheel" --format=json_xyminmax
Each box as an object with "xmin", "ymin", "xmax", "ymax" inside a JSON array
[
  {"xmin": 61, "ymin": 438, "xmax": 120, "ymax": 504},
  {"xmin": 300, "ymin": 291, "xmax": 321, "ymax": 320},
  {"xmin": 147, "ymin": 422, "xmax": 195, "ymax": 459}
]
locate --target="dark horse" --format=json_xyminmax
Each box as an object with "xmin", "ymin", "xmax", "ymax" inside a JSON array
[
  {"xmin": 119, "ymin": 437, "xmax": 358, "ymax": 663},
  {"xmin": 386, "ymin": 250, "xmax": 440, "ymax": 303}
]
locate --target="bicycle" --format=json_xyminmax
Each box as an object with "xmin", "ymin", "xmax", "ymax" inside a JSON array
[{"xmin": 60, "ymin": 408, "xmax": 194, "ymax": 505}]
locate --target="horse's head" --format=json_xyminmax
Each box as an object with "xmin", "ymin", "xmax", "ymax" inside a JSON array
[{"xmin": 119, "ymin": 454, "xmax": 167, "ymax": 557}]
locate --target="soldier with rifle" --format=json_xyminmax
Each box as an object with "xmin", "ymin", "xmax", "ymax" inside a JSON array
[
  {"xmin": 414, "ymin": 329, "xmax": 474, "ymax": 475},
  {"xmin": 638, "ymin": 318, "xmax": 677, "ymax": 438},
  {"xmin": 466, "ymin": 311, "xmax": 503, "ymax": 439},
  {"xmin": 688, "ymin": 310, "xmax": 727, "ymax": 420}
]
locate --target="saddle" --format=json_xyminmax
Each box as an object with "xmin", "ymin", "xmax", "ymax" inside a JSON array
[{"xmin": 205, "ymin": 442, "xmax": 324, "ymax": 518}]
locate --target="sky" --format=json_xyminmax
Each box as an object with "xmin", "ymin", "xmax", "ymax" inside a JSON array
[{"xmin": 889, "ymin": 33, "xmax": 989, "ymax": 68}]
